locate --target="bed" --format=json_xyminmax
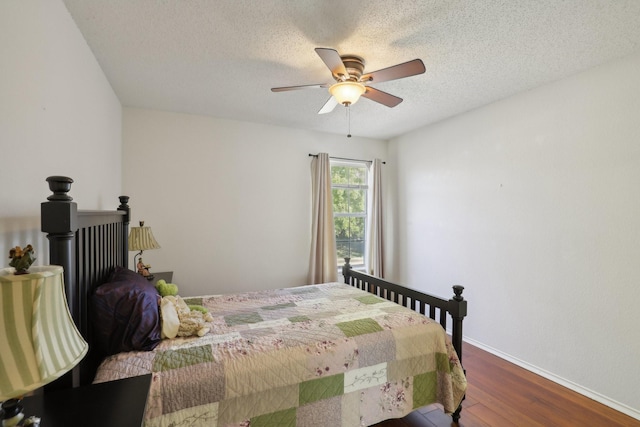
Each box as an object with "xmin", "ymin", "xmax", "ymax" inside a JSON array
[{"xmin": 40, "ymin": 175, "xmax": 468, "ymax": 426}]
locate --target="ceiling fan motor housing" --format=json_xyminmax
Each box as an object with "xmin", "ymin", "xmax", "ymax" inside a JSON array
[{"xmin": 339, "ymin": 55, "xmax": 365, "ymax": 81}]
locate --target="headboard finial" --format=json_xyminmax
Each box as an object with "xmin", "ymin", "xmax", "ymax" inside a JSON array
[
  {"xmin": 46, "ymin": 176, "xmax": 74, "ymax": 201},
  {"xmin": 452, "ymin": 285, "xmax": 465, "ymax": 301},
  {"xmin": 118, "ymin": 196, "xmax": 131, "ymax": 224}
]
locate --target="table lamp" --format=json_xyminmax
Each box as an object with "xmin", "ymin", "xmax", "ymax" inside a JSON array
[
  {"xmin": 0, "ymin": 266, "xmax": 88, "ymax": 426},
  {"xmin": 128, "ymin": 221, "xmax": 161, "ymax": 280}
]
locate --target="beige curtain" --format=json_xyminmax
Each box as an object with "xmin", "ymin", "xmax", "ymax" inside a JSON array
[
  {"xmin": 367, "ymin": 158, "xmax": 384, "ymax": 277},
  {"xmin": 308, "ymin": 153, "xmax": 337, "ymax": 284}
]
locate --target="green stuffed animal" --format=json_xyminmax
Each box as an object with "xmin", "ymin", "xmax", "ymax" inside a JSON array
[{"xmin": 156, "ymin": 279, "xmax": 178, "ymax": 297}]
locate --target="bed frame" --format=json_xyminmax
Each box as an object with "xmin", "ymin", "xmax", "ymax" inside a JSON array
[{"xmin": 40, "ymin": 175, "xmax": 467, "ymax": 422}]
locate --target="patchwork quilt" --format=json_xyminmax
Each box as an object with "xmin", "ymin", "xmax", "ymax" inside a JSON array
[{"xmin": 94, "ymin": 283, "xmax": 466, "ymax": 426}]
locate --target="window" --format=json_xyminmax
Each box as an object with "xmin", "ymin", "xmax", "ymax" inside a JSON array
[{"xmin": 331, "ymin": 160, "xmax": 368, "ymax": 269}]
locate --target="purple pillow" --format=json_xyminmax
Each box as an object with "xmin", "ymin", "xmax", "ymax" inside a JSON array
[{"xmin": 92, "ymin": 266, "xmax": 161, "ymax": 355}]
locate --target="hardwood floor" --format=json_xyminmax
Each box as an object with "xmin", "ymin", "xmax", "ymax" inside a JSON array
[{"xmin": 372, "ymin": 342, "xmax": 640, "ymax": 427}]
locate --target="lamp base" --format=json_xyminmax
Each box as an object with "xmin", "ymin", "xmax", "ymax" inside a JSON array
[
  {"xmin": 0, "ymin": 399, "xmax": 41, "ymax": 427},
  {"xmin": 1, "ymin": 399, "xmax": 23, "ymax": 427},
  {"xmin": 134, "ymin": 252, "xmax": 155, "ymax": 280}
]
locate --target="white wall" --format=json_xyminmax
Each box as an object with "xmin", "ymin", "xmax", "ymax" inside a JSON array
[
  {"xmin": 123, "ymin": 108, "xmax": 387, "ymax": 296},
  {"xmin": 0, "ymin": 0, "xmax": 122, "ymax": 263},
  {"xmin": 388, "ymin": 51, "xmax": 640, "ymax": 418}
]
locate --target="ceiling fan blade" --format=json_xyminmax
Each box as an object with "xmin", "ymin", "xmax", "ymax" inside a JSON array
[
  {"xmin": 271, "ymin": 83, "xmax": 327, "ymax": 92},
  {"xmin": 315, "ymin": 48, "xmax": 348, "ymax": 80},
  {"xmin": 362, "ymin": 87, "xmax": 403, "ymax": 108},
  {"xmin": 318, "ymin": 96, "xmax": 339, "ymax": 114},
  {"xmin": 361, "ymin": 59, "xmax": 425, "ymax": 83}
]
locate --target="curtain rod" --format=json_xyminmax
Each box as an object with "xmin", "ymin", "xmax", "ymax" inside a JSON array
[{"xmin": 308, "ymin": 154, "xmax": 386, "ymax": 164}]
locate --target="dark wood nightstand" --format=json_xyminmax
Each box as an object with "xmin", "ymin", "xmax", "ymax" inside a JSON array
[
  {"xmin": 20, "ymin": 374, "xmax": 151, "ymax": 427},
  {"xmin": 152, "ymin": 271, "xmax": 173, "ymax": 284}
]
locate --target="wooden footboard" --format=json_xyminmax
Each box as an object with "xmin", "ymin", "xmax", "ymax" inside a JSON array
[
  {"xmin": 342, "ymin": 258, "xmax": 467, "ymax": 421},
  {"xmin": 342, "ymin": 258, "xmax": 467, "ymax": 360}
]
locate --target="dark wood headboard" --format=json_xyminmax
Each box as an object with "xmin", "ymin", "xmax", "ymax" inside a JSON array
[{"xmin": 41, "ymin": 176, "xmax": 130, "ymax": 386}]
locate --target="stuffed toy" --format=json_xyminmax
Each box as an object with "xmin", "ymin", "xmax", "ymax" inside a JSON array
[
  {"xmin": 156, "ymin": 279, "xmax": 178, "ymax": 297},
  {"xmin": 156, "ymin": 280, "xmax": 213, "ymax": 339}
]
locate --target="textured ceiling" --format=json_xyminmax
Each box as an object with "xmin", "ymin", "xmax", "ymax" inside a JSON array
[{"xmin": 62, "ymin": 0, "xmax": 640, "ymax": 140}]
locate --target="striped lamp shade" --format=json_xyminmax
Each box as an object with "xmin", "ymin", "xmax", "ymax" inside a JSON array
[
  {"xmin": 0, "ymin": 265, "xmax": 88, "ymax": 400},
  {"xmin": 128, "ymin": 221, "xmax": 161, "ymax": 252}
]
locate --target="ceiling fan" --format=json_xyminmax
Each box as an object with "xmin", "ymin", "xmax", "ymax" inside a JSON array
[{"xmin": 271, "ymin": 48, "xmax": 426, "ymax": 114}]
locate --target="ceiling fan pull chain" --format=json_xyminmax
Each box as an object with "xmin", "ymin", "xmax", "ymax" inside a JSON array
[{"xmin": 347, "ymin": 105, "xmax": 352, "ymax": 138}]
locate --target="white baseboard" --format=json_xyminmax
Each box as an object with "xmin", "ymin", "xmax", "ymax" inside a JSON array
[{"xmin": 462, "ymin": 337, "xmax": 640, "ymax": 421}]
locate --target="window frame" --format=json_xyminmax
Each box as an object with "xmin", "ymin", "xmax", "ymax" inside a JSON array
[{"xmin": 330, "ymin": 159, "xmax": 369, "ymax": 272}]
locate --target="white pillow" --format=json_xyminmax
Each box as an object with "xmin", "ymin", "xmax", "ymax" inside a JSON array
[{"xmin": 160, "ymin": 297, "xmax": 180, "ymax": 339}]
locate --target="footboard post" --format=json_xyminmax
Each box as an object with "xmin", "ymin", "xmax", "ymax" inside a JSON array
[
  {"xmin": 448, "ymin": 285, "xmax": 467, "ymax": 362},
  {"xmin": 342, "ymin": 257, "xmax": 352, "ymax": 284},
  {"xmin": 449, "ymin": 285, "xmax": 467, "ymax": 423}
]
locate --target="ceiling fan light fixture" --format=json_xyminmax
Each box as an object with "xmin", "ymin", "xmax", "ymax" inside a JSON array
[{"xmin": 329, "ymin": 81, "xmax": 366, "ymax": 106}]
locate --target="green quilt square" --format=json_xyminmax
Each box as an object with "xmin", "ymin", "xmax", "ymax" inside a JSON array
[
  {"xmin": 436, "ymin": 352, "xmax": 451, "ymax": 373},
  {"xmin": 153, "ymin": 345, "xmax": 214, "ymax": 371},
  {"xmin": 299, "ymin": 374, "xmax": 344, "ymax": 405},
  {"xmin": 288, "ymin": 315, "xmax": 311, "ymax": 323},
  {"xmin": 251, "ymin": 408, "xmax": 296, "ymax": 427},
  {"xmin": 225, "ymin": 312, "xmax": 263, "ymax": 326},
  {"xmin": 356, "ymin": 295, "xmax": 385, "ymax": 305},
  {"xmin": 413, "ymin": 371, "xmax": 437, "ymax": 408},
  {"xmin": 183, "ymin": 297, "xmax": 203, "ymax": 306},
  {"xmin": 336, "ymin": 318, "xmax": 383, "ymax": 337},
  {"xmin": 261, "ymin": 302, "xmax": 296, "ymax": 310}
]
